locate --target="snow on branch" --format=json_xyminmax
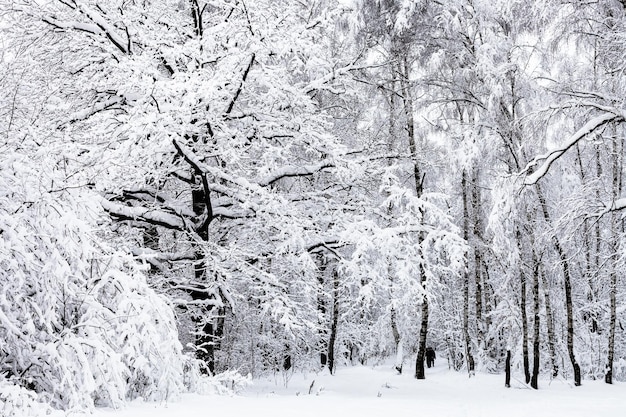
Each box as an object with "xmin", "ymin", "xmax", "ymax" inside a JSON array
[
  {"xmin": 173, "ymin": 139, "xmax": 334, "ymax": 190},
  {"xmin": 610, "ymin": 198, "xmax": 626, "ymax": 211},
  {"xmin": 588, "ymin": 197, "xmax": 626, "ymax": 218},
  {"xmin": 131, "ymin": 247, "xmax": 195, "ymax": 262},
  {"xmin": 303, "ymin": 64, "xmax": 360, "ymax": 94},
  {"xmin": 173, "ymin": 139, "xmax": 259, "ymax": 191},
  {"xmin": 100, "ymin": 198, "xmax": 188, "ymax": 230},
  {"xmin": 44, "ymin": 1, "xmax": 130, "ymax": 54},
  {"xmin": 75, "ymin": 2, "xmax": 130, "ymax": 54},
  {"xmin": 259, "ymin": 161, "xmax": 335, "ymax": 186},
  {"xmin": 65, "ymin": 96, "xmax": 124, "ymax": 124},
  {"xmin": 42, "ymin": 16, "xmax": 102, "ymax": 36},
  {"xmin": 522, "ymin": 112, "xmax": 623, "ymax": 185}
]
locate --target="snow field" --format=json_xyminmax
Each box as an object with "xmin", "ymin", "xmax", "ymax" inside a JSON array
[{"xmin": 83, "ymin": 359, "xmax": 625, "ymax": 417}]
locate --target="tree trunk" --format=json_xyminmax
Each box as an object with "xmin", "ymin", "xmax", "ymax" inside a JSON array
[
  {"xmin": 520, "ymin": 256, "xmax": 530, "ymax": 385},
  {"xmin": 415, "ymin": 290, "xmax": 429, "ymax": 380},
  {"xmin": 606, "ymin": 266, "xmax": 616, "ymax": 384},
  {"xmin": 461, "ymin": 169, "xmax": 475, "ymax": 376},
  {"xmin": 541, "ymin": 267, "xmax": 558, "ymax": 378},
  {"xmin": 536, "ymin": 185, "xmax": 581, "ymax": 386},
  {"xmin": 396, "ymin": 54, "xmax": 429, "ymax": 381},
  {"xmin": 531, "ymin": 254, "xmax": 540, "ymax": 390},
  {"xmin": 505, "ymin": 349, "xmax": 511, "ymax": 388},
  {"xmin": 606, "ymin": 134, "xmax": 622, "ymax": 384},
  {"xmin": 328, "ymin": 270, "xmax": 340, "ymax": 375},
  {"xmin": 471, "ymin": 168, "xmax": 484, "ymax": 348},
  {"xmin": 191, "ymin": 186, "xmax": 218, "ymax": 373},
  {"xmin": 391, "ymin": 305, "xmax": 403, "ymax": 373},
  {"xmin": 386, "ymin": 73, "xmax": 404, "ymax": 375},
  {"xmin": 317, "ymin": 256, "xmax": 328, "ymax": 367}
]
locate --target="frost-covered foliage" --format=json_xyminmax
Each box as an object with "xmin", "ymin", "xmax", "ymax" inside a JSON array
[{"xmin": 0, "ymin": 152, "xmax": 185, "ymax": 410}]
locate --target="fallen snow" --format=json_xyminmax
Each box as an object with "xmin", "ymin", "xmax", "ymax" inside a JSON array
[{"xmin": 53, "ymin": 359, "xmax": 625, "ymax": 417}]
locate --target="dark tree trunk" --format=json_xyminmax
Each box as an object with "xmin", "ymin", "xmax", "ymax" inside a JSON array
[
  {"xmin": 328, "ymin": 270, "xmax": 340, "ymax": 375},
  {"xmin": 470, "ymin": 168, "xmax": 484, "ymax": 348},
  {"xmin": 415, "ymin": 286, "xmax": 429, "ymax": 380},
  {"xmin": 531, "ymin": 256, "xmax": 540, "ymax": 389},
  {"xmin": 461, "ymin": 169, "xmax": 475, "ymax": 376},
  {"xmin": 505, "ymin": 349, "xmax": 511, "ymax": 388},
  {"xmin": 191, "ymin": 185, "xmax": 219, "ymax": 374},
  {"xmin": 517, "ymin": 230, "xmax": 530, "ymax": 385}
]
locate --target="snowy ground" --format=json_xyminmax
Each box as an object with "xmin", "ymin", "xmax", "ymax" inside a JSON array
[{"xmin": 73, "ymin": 359, "xmax": 624, "ymax": 417}]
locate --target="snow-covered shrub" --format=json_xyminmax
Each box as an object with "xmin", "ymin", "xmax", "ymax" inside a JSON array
[
  {"xmin": 0, "ymin": 379, "xmax": 53, "ymax": 417},
  {"xmin": 182, "ymin": 359, "xmax": 251, "ymax": 395},
  {"xmin": 0, "ymin": 153, "xmax": 185, "ymax": 411}
]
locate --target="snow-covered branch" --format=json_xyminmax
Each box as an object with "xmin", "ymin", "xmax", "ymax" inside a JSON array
[
  {"xmin": 44, "ymin": 1, "xmax": 130, "ymax": 54},
  {"xmin": 42, "ymin": 16, "xmax": 102, "ymax": 36},
  {"xmin": 523, "ymin": 112, "xmax": 623, "ymax": 185},
  {"xmin": 588, "ymin": 197, "xmax": 626, "ymax": 218},
  {"xmin": 100, "ymin": 198, "xmax": 188, "ymax": 230},
  {"xmin": 259, "ymin": 161, "xmax": 335, "ymax": 186},
  {"xmin": 65, "ymin": 96, "xmax": 124, "ymax": 124}
]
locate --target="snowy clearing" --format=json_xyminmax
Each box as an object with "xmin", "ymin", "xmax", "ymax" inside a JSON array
[{"xmin": 82, "ymin": 361, "xmax": 625, "ymax": 417}]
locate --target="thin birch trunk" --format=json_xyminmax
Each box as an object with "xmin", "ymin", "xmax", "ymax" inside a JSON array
[
  {"xmin": 606, "ymin": 132, "xmax": 622, "ymax": 384},
  {"xmin": 462, "ymin": 169, "xmax": 475, "ymax": 376},
  {"xmin": 531, "ymin": 252, "xmax": 540, "ymax": 389}
]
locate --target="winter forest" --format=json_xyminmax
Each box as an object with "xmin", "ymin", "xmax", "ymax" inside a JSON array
[{"xmin": 2, "ymin": 0, "xmax": 626, "ymax": 414}]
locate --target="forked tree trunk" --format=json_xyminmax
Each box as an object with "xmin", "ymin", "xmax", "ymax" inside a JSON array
[{"xmin": 191, "ymin": 186, "xmax": 218, "ymax": 373}]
